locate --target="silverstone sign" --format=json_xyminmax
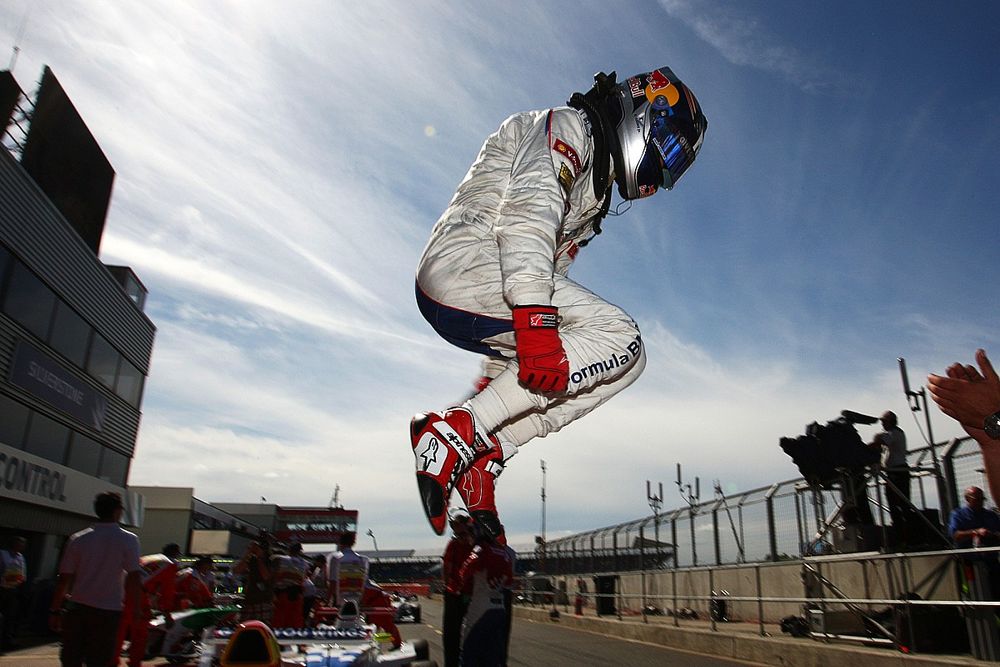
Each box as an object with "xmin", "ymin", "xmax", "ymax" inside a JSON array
[
  {"xmin": 0, "ymin": 441, "xmax": 123, "ymax": 517},
  {"xmin": 7, "ymin": 339, "xmax": 108, "ymax": 431}
]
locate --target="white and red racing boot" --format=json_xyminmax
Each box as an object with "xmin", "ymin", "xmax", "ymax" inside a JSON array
[
  {"xmin": 457, "ymin": 448, "xmax": 505, "ymax": 515},
  {"xmin": 410, "ymin": 407, "xmax": 497, "ymax": 535},
  {"xmin": 458, "ymin": 442, "xmax": 516, "ymax": 545}
]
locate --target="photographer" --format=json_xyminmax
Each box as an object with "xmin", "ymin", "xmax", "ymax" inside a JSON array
[{"xmin": 234, "ymin": 537, "xmax": 274, "ymax": 624}]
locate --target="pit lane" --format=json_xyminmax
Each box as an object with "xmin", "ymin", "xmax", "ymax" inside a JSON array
[{"xmin": 401, "ymin": 596, "xmax": 764, "ymax": 666}]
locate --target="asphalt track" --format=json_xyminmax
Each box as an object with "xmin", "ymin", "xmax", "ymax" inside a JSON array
[
  {"xmin": 402, "ymin": 597, "xmax": 763, "ymax": 667},
  {"xmin": 0, "ymin": 600, "xmax": 762, "ymax": 666}
]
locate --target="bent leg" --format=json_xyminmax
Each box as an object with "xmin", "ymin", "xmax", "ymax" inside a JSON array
[{"xmin": 467, "ymin": 275, "xmax": 645, "ymax": 442}]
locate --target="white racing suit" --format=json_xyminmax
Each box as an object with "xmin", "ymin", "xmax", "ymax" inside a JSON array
[{"xmin": 416, "ymin": 106, "xmax": 646, "ymax": 447}]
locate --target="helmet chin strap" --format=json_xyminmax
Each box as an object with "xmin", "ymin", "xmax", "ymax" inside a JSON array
[{"xmin": 568, "ymin": 72, "xmax": 618, "ymax": 245}]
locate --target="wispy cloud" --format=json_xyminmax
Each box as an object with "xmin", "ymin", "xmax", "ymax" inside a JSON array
[{"xmin": 659, "ymin": 0, "xmax": 856, "ymax": 95}]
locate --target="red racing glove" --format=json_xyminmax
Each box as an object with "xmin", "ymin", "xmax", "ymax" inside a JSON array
[{"xmin": 512, "ymin": 305, "xmax": 569, "ymax": 393}]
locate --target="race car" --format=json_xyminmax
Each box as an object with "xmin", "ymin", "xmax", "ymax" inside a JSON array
[
  {"xmin": 199, "ymin": 602, "xmax": 435, "ymax": 666},
  {"xmin": 146, "ymin": 605, "xmax": 240, "ymax": 664},
  {"xmin": 391, "ymin": 594, "xmax": 422, "ymax": 624}
]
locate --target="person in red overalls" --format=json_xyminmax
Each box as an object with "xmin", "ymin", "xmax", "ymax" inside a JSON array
[
  {"xmin": 175, "ymin": 556, "xmax": 215, "ymax": 610},
  {"xmin": 442, "ymin": 510, "xmax": 475, "ymax": 667},
  {"xmin": 111, "ymin": 543, "xmax": 180, "ymax": 667},
  {"xmin": 271, "ymin": 543, "xmax": 308, "ymax": 628},
  {"xmin": 458, "ymin": 523, "xmax": 513, "ymax": 667}
]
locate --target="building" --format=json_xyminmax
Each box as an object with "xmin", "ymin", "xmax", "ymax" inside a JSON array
[
  {"xmin": 0, "ymin": 66, "xmax": 154, "ymax": 582},
  {"xmin": 129, "ymin": 486, "xmax": 261, "ymax": 557}
]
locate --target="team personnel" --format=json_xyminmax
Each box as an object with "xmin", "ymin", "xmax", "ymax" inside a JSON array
[
  {"xmin": 411, "ymin": 66, "xmax": 708, "ymax": 535},
  {"xmin": 50, "ymin": 492, "xmax": 142, "ymax": 667},
  {"xmin": 458, "ymin": 524, "xmax": 514, "ymax": 666},
  {"xmin": 113, "ymin": 543, "xmax": 181, "ymax": 667},
  {"xmin": 442, "ymin": 511, "xmax": 475, "ymax": 667},
  {"xmin": 271, "ymin": 543, "xmax": 308, "ymax": 628},
  {"xmin": 327, "ymin": 532, "xmax": 401, "ymax": 648},
  {"xmin": 175, "ymin": 557, "xmax": 215, "ymax": 610}
]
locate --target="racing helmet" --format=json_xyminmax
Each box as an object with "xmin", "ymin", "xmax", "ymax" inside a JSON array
[{"xmin": 603, "ymin": 66, "xmax": 707, "ymax": 199}]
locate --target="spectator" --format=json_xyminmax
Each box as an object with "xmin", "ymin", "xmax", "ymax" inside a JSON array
[
  {"xmin": 271, "ymin": 542, "xmax": 307, "ymax": 628},
  {"xmin": 928, "ymin": 348, "xmax": 1000, "ymax": 501},
  {"xmin": 458, "ymin": 522, "xmax": 514, "ymax": 667},
  {"xmin": 49, "ymin": 492, "xmax": 142, "ymax": 667},
  {"xmin": 868, "ymin": 411, "xmax": 912, "ymax": 546},
  {"xmin": 113, "ymin": 543, "xmax": 181, "ymax": 667},
  {"xmin": 233, "ymin": 538, "xmax": 273, "ymax": 625},
  {"xmin": 0, "ymin": 535, "xmax": 27, "ymax": 652},
  {"xmin": 949, "ymin": 486, "xmax": 1000, "ymax": 600},
  {"xmin": 442, "ymin": 511, "xmax": 475, "ymax": 667}
]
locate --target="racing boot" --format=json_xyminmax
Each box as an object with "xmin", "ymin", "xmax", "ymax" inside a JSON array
[
  {"xmin": 459, "ymin": 442, "xmax": 516, "ymax": 545},
  {"xmin": 410, "ymin": 407, "xmax": 497, "ymax": 535},
  {"xmin": 457, "ymin": 442, "xmax": 516, "ymax": 512}
]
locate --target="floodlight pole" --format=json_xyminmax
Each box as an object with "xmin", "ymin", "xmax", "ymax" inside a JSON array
[
  {"xmin": 677, "ymin": 463, "xmax": 701, "ymax": 566},
  {"xmin": 647, "ymin": 480, "xmax": 664, "ymax": 566},
  {"xmin": 898, "ymin": 357, "xmax": 948, "ymax": 515},
  {"xmin": 540, "ymin": 459, "xmax": 547, "ymax": 574}
]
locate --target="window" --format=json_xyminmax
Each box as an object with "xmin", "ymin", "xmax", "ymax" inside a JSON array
[
  {"xmin": 0, "ymin": 245, "xmax": 10, "ymax": 289},
  {"xmin": 24, "ymin": 412, "xmax": 70, "ymax": 464},
  {"xmin": 86, "ymin": 333, "xmax": 120, "ymax": 390},
  {"xmin": 0, "ymin": 393, "xmax": 30, "ymax": 449},
  {"xmin": 115, "ymin": 357, "xmax": 144, "ymax": 407},
  {"xmin": 99, "ymin": 447, "xmax": 129, "ymax": 486},
  {"xmin": 66, "ymin": 432, "xmax": 102, "ymax": 476},
  {"xmin": 3, "ymin": 261, "xmax": 56, "ymax": 340},
  {"xmin": 49, "ymin": 301, "xmax": 92, "ymax": 368}
]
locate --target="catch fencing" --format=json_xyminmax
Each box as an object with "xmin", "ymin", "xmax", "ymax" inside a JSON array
[{"xmin": 541, "ymin": 436, "xmax": 984, "ymax": 573}]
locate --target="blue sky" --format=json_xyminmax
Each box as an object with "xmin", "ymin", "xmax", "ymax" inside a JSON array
[{"xmin": 2, "ymin": 1, "xmax": 997, "ymax": 552}]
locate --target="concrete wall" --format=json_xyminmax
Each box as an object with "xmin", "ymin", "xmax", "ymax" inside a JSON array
[
  {"xmin": 552, "ymin": 553, "xmax": 959, "ymax": 623},
  {"xmin": 130, "ymin": 486, "xmax": 194, "ymax": 553}
]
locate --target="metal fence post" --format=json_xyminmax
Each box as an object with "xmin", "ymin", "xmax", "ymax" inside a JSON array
[
  {"xmin": 941, "ymin": 438, "xmax": 962, "ymax": 519},
  {"xmin": 672, "ymin": 567, "xmax": 679, "ymax": 627},
  {"xmin": 709, "ymin": 567, "xmax": 717, "ymax": 632},
  {"xmin": 671, "ymin": 512, "xmax": 679, "ymax": 569},
  {"xmin": 640, "ymin": 525, "xmax": 647, "ymax": 621},
  {"xmin": 712, "ymin": 506, "xmax": 721, "ymax": 565},
  {"xmin": 756, "ymin": 564, "xmax": 766, "ymax": 636},
  {"xmin": 765, "ymin": 483, "xmax": 780, "ymax": 562}
]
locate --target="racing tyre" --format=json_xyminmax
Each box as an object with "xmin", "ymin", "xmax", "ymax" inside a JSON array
[
  {"xmin": 413, "ymin": 608, "xmax": 422, "ymax": 624},
  {"xmin": 412, "ymin": 638, "xmax": 430, "ymax": 660}
]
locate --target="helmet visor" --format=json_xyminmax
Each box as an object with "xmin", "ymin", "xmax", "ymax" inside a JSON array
[
  {"xmin": 633, "ymin": 115, "xmax": 696, "ymax": 198},
  {"xmin": 650, "ymin": 114, "xmax": 696, "ymax": 190}
]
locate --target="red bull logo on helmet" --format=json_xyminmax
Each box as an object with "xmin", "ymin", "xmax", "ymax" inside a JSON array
[{"xmin": 645, "ymin": 69, "xmax": 681, "ymax": 108}]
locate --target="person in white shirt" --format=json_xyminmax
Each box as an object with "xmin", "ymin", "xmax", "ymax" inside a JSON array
[
  {"xmin": 0, "ymin": 535, "xmax": 27, "ymax": 652},
  {"xmin": 49, "ymin": 492, "xmax": 142, "ymax": 667}
]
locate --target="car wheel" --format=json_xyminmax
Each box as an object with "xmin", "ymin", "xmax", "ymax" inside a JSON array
[
  {"xmin": 411, "ymin": 638, "xmax": 430, "ymax": 660},
  {"xmin": 413, "ymin": 609, "xmax": 422, "ymax": 624}
]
